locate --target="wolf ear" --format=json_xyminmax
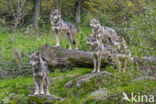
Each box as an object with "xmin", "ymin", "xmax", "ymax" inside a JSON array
[
  {"xmin": 35, "ymin": 52, "xmax": 39, "ymax": 56},
  {"xmin": 87, "ymin": 34, "xmax": 90, "ymax": 37},
  {"xmin": 28, "ymin": 52, "xmax": 31, "ymax": 56}
]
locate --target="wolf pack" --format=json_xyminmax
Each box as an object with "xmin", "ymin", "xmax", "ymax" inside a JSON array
[{"xmin": 29, "ymin": 9, "xmax": 134, "ymax": 95}]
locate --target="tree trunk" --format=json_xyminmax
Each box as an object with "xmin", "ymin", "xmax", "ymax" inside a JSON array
[
  {"xmin": 39, "ymin": 44, "xmax": 108, "ymax": 68},
  {"xmin": 56, "ymin": 0, "xmax": 59, "ymax": 8},
  {"xmin": 39, "ymin": 44, "xmax": 156, "ymax": 69},
  {"xmin": 75, "ymin": 0, "xmax": 80, "ymax": 32},
  {"xmin": 32, "ymin": 0, "xmax": 42, "ymax": 33}
]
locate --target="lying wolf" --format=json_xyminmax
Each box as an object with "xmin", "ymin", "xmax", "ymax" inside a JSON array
[
  {"xmin": 50, "ymin": 8, "xmax": 78, "ymax": 50},
  {"xmin": 90, "ymin": 18, "xmax": 120, "ymax": 49},
  {"xmin": 29, "ymin": 52, "xmax": 50, "ymax": 95},
  {"xmin": 87, "ymin": 35, "xmax": 121, "ymax": 73}
]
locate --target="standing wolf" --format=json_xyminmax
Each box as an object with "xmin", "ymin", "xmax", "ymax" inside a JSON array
[
  {"xmin": 117, "ymin": 36, "xmax": 134, "ymax": 72},
  {"xmin": 29, "ymin": 52, "xmax": 50, "ymax": 95},
  {"xmin": 50, "ymin": 9, "xmax": 78, "ymax": 49},
  {"xmin": 90, "ymin": 18, "xmax": 120, "ymax": 49},
  {"xmin": 87, "ymin": 35, "xmax": 121, "ymax": 73}
]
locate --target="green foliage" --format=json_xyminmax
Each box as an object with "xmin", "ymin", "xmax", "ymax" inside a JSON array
[
  {"xmin": 0, "ymin": 0, "xmax": 155, "ymax": 103},
  {"xmin": 0, "ymin": 77, "xmax": 33, "ymax": 102},
  {"xmin": 125, "ymin": 1, "xmax": 156, "ymax": 56},
  {"xmin": 84, "ymin": 0, "xmax": 144, "ymax": 26},
  {"xmin": 0, "ymin": 68, "xmax": 155, "ymax": 104}
]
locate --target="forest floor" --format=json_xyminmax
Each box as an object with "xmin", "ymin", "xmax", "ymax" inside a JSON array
[
  {"xmin": 0, "ymin": 67, "xmax": 155, "ymax": 104},
  {"xmin": 0, "ymin": 31, "xmax": 155, "ymax": 104}
]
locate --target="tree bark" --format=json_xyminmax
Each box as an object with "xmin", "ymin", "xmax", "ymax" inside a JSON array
[
  {"xmin": 75, "ymin": 0, "xmax": 80, "ymax": 32},
  {"xmin": 56, "ymin": 0, "xmax": 59, "ymax": 8},
  {"xmin": 39, "ymin": 44, "xmax": 108, "ymax": 68},
  {"xmin": 8, "ymin": 0, "xmax": 26, "ymax": 32},
  {"xmin": 32, "ymin": 0, "xmax": 42, "ymax": 33},
  {"xmin": 39, "ymin": 44, "xmax": 156, "ymax": 69}
]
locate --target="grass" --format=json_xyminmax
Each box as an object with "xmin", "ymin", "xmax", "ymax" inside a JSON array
[
  {"xmin": 0, "ymin": 77, "xmax": 33, "ymax": 102},
  {"xmin": 0, "ymin": 68, "xmax": 155, "ymax": 104},
  {"xmin": 0, "ymin": 27, "xmax": 91, "ymax": 67},
  {"xmin": 0, "ymin": 28, "xmax": 155, "ymax": 103}
]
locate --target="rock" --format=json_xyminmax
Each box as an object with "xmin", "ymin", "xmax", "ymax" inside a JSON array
[
  {"xmin": 27, "ymin": 94, "xmax": 65, "ymax": 104},
  {"xmin": 1, "ymin": 93, "xmax": 23, "ymax": 104},
  {"xmin": 89, "ymin": 88, "xmax": 109, "ymax": 100},
  {"xmin": 1, "ymin": 98, "xmax": 10, "ymax": 104},
  {"xmin": 84, "ymin": 88, "xmax": 111, "ymax": 103},
  {"xmin": 65, "ymin": 71, "xmax": 112, "ymax": 88}
]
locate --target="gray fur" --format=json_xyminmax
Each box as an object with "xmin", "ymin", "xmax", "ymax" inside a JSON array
[
  {"xmin": 87, "ymin": 35, "xmax": 121, "ymax": 73},
  {"xmin": 29, "ymin": 52, "xmax": 50, "ymax": 95},
  {"xmin": 50, "ymin": 9, "xmax": 78, "ymax": 49},
  {"xmin": 90, "ymin": 18, "xmax": 120, "ymax": 49}
]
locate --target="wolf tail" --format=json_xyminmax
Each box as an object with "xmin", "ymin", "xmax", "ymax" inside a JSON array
[
  {"xmin": 71, "ymin": 27, "xmax": 77, "ymax": 44},
  {"xmin": 71, "ymin": 27, "xmax": 78, "ymax": 49}
]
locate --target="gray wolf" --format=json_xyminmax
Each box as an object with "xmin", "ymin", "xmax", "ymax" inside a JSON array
[
  {"xmin": 90, "ymin": 18, "xmax": 120, "ymax": 49},
  {"xmin": 29, "ymin": 52, "xmax": 50, "ymax": 95},
  {"xmin": 50, "ymin": 8, "xmax": 78, "ymax": 50},
  {"xmin": 117, "ymin": 36, "xmax": 134, "ymax": 72},
  {"xmin": 87, "ymin": 35, "xmax": 121, "ymax": 73}
]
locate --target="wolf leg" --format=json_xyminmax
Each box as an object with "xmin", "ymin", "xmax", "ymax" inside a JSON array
[
  {"xmin": 45, "ymin": 77, "xmax": 50, "ymax": 95},
  {"xmin": 34, "ymin": 77, "xmax": 39, "ymax": 95},
  {"xmin": 97, "ymin": 53, "xmax": 102, "ymax": 73},
  {"xmin": 92, "ymin": 57, "xmax": 97, "ymax": 73},
  {"xmin": 54, "ymin": 31, "xmax": 61, "ymax": 47},
  {"xmin": 66, "ymin": 32, "xmax": 72, "ymax": 49},
  {"xmin": 40, "ymin": 76, "xmax": 45, "ymax": 94},
  {"xmin": 71, "ymin": 29, "xmax": 78, "ymax": 50},
  {"xmin": 54, "ymin": 31, "xmax": 60, "ymax": 47}
]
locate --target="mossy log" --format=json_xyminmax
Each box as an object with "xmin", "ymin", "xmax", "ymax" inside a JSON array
[
  {"xmin": 39, "ymin": 44, "xmax": 108, "ymax": 68},
  {"xmin": 39, "ymin": 44, "xmax": 156, "ymax": 69}
]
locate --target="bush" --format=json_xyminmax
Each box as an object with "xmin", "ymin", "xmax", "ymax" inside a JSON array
[{"xmin": 125, "ymin": 1, "xmax": 156, "ymax": 56}]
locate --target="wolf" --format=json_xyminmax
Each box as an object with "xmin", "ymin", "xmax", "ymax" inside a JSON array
[
  {"xmin": 50, "ymin": 8, "xmax": 78, "ymax": 50},
  {"xmin": 87, "ymin": 35, "xmax": 121, "ymax": 73},
  {"xmin": 117, "ymin": 36, "xmax": 134, "ymax": 72},
  {"xmin": 90, "ymin": 18, "xmax": 120, "ymax": 49},
  {"xmin": 117, "ymin": 36, "xmax": 133, "ymax": 60},
  {"xmin": 29, "ymin": 52, "xmax": 50, "ymax": 95}
]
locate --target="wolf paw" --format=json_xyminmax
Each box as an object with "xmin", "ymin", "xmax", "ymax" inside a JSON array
[
  {"xmin": 40, "ymin": 91, "xmax": 44, "ymax": 95},
  {"xmin": 75, "ymin": 48, "xmax": 78, "ymax": 50},
  {"xmin": 34, "ymin": 92, "xmax": 39, "ymax": 95},
  {"xmin": 46, "ymin": 92, "xmax": 50, "ymax": 95}
]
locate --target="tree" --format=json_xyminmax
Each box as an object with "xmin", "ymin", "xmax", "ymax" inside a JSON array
[
  {"xmin": 39, "ymin": 44, "xmax": 155, "ymax": 69},
  {"xmin": 75, "ymin": 0, "xmax": 80, "ymax": 32},
  {"xmin": 56, "ymin": 0, "xmax": 59, "ymax": 8},
  {"xmin": 8, "ymin": 0, "xmax": 26, "ymax": 32},
  {"xmin": 32, "ymin": 0, "xmax": 42, "ymax": 33}
]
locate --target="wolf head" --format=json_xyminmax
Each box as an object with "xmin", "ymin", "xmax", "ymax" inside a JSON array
[
  {"xmin": 87, "ymin": 34, "xmax": 98, "ymax": 49},
  {"xmin": 90, "ymin": 18, "xmax": 101, "ymax": 31},
  {"xmin": 50, "ymin": 8, "xmax": 61, "ymax": 24},
  {"xmin": 29, "ymin": 52, "xmax": 40, "ymax": 66}
]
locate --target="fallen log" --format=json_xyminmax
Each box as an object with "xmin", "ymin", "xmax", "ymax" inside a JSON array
[
  {"xmin": 39, "ymin": 44, "xmax": 156, "ymax": 69},
  {"xmin": 39, "ymin": 44, "xmax": 108, "ymax": 68}
]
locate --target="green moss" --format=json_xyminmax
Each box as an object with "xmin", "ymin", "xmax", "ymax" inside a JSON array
[
  {"xmin": 27, "ymin": 96, "xmax": 48, "ymax": 104},
  {"xmin": 0, "ymin": 68, "xmax": 155, "ymax": 104}
]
